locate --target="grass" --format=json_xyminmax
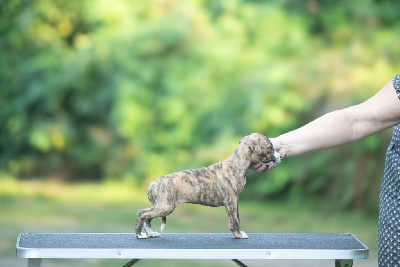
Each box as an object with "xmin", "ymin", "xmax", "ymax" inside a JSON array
[{"xmin": 0, "ymin": 177, "xmax": 378, "ymax": 266}]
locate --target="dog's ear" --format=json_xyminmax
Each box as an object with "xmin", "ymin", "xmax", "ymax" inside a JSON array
[{"xmin": 249, "ymin": 139, "xmax": 263, "ymax": 156}]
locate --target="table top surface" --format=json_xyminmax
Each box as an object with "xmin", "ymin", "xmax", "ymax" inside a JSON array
[{"xmin": 16, "ymin": 233, "xmax": 369, "ymax": 260}]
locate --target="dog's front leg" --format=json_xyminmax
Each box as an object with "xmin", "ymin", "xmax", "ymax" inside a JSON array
[{"xmin": 225, "ymin": 201, "xmax": 248, "ymax": 239}]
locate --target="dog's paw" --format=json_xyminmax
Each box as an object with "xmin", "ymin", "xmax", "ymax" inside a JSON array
[
  {"xmin": 136, "ymin": 233, "xmax": 148, "ymax": 239},
  {"xmin": 240, "ymin": 231, "xmax": 249, "ymax": 239},
  {"xmin": 148, "ymin": 231, "xmax": 161, "ymax": 238}
]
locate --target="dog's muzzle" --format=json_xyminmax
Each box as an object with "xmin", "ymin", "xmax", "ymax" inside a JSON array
[
  {"xmin": 272, "ymin": 151, "xmax": 282, "ymax": 164},
  {"xmin": 265, "ymin": 151, "xmax": 282, "ymax": 168}
]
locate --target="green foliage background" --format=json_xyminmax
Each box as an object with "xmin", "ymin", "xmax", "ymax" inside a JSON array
[{"xmin": 1, "ymin": 0, "xmax": 400, "ymax": 213}]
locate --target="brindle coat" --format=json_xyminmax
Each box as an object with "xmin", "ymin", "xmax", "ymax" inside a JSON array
[{"xmin": 135, "ymin": 133, "xmax": 281, "ymax": 239}]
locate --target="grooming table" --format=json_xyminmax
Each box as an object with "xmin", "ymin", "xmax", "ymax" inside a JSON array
[{"xmin": 16, "ymin": 233, "xmax": 369, "ymax": 267}]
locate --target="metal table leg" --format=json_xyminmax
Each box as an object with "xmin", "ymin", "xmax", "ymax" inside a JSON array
[
  {"xmin": 232, "ymin": 259, "xmax": 248, "ymax": 267},
  {"xmin": 335, "ymin": 259, "xmax": 353, "ymax": 267},
  {"xmin": 27, "ymin": 259, "xmax": 41, "ymax": 267},
  {"xmin": 123, "ymin": 259, "xmax": 141, "ymax": 267}
]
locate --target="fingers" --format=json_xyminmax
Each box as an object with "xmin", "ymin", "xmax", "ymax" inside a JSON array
[
  {"xmin": 276, "ymin": 148, "xmax": 286, "ymax": 159},
  {"xmin": 253, "ymin": 163, "xmax": 272, "ymax": 173}
]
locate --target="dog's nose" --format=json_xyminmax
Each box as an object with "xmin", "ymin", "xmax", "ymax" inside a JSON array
[{"xmin": 274, "ymin": 151, "xmax": 282, "ymax": 163}]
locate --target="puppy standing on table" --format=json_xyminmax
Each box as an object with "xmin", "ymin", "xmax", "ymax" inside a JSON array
[{"xmin": 135, "ymin": 133, "xmax": 281, "ymax": 239}]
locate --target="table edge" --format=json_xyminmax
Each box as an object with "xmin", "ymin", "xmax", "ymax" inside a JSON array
[{"xmin": 16, "ymin": 233, "xmax": 369, "ymax": 260}]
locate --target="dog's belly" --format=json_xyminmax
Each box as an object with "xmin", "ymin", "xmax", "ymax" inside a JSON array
[
  {"xmin": 174, "ymin": 168, "xmax": 228, "ymax": 207},
  {"xmin": 177, "ymin": 179, "xmax": 226, "ymax": 207}
]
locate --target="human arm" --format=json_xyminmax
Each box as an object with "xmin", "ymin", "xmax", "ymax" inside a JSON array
[{"xmin": 254, "ymin": 79, "xmax": 400, "ymax": 172}]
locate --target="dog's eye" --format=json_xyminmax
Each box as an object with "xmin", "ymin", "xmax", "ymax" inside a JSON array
[{"xmin": 269, "ymin": 145, "xmax": 273, "ymax": 150}]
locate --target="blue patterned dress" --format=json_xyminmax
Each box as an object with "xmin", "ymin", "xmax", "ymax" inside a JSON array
[{"xmin": 379, "ymin": 73, "xmax": 400, "ymax": 266}]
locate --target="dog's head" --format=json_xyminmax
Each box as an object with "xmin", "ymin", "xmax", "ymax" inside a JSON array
[{"xmin": 239, "ymin": 133, "xmax": 281, "ymax": 165}]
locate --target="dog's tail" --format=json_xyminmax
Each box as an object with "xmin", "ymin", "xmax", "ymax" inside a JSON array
[{"xmin": 161, "ymin": 217, "xmax": 166, "ymax": 232}]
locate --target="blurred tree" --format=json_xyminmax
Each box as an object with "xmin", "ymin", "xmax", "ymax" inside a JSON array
[{"xmin": 0, "ymin": 0, "xmax": 399, "ymax": 212}]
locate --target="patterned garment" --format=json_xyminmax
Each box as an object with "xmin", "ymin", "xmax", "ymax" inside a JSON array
[
  {"xmin": 379, "ymin": 73, "xmax": 400, "ymax": 267},
  {"xmin": 392, "ymin": 74, "xmax": 400, "ymax": 100}
]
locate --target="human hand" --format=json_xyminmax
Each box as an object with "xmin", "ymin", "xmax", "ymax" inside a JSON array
[{"xmin": 252, "ymin": 138, "xmax": 285, "ymax": 172}]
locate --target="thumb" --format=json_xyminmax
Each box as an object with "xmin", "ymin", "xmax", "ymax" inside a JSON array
[{"xmin": 270, "ymin": 138, "xmax": 285, "ymax": 159}]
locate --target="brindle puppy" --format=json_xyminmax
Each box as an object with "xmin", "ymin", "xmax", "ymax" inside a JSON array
[{"xmin": 135, "ymin": 133, "xmax": 281, "ymax": 239}]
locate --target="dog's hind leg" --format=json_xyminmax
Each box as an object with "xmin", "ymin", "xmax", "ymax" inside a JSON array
[
  {"xmin": 143, "ymin": 218, "xmax": 161, "ymax": 238},
  {"xmin": 136, "ymin": 204, "xmax": 176, "ymax": 239},
  {"xmin": 135, "ymin": 207, "xmax": 153, "ymax": 239},
  {"xmin": 225, "ymin": 201, "xmax": 248, "ymax": 239}
]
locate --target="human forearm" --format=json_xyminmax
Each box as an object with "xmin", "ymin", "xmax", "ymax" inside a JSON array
[
  {"xmin": 253, "ymin": 79, "xmax": 400, "ymax": 173},
  {"xmin": 275, "ymin": 108, "xmax": 360, "ymax": 158},
  {"xmin": 275, "ymin": 81, "xmax": 400, "ymax": 158}
]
